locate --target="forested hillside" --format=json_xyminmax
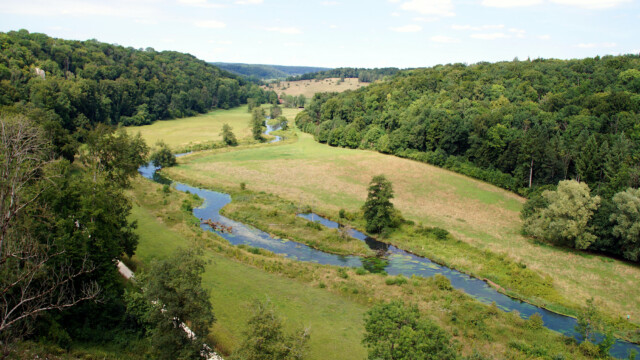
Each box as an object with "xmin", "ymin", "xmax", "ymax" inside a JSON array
[
  {"xmin": 0, "ymin": 30, "xmax": 267, "ymax": 128},
  {"xmin": 287, "ymin": 67, "xmax": 401, "ymax": 82},
  {"xmin": 211, "ymin": 62, "xmax": 330, "ymax": 80},
  {"xmin": 0, "ymin": 30, "xmax": 247, "ymax": 357},
  {"xmin": 296, "ymin": 55, "xmax": 640, "ymax": 261}
]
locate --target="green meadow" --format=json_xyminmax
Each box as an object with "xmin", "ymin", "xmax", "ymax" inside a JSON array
[{"xmin": 162, "ymin": 126, "xmax": 640, "ymax": 327}]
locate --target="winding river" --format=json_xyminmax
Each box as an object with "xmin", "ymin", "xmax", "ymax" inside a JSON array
[{"xmin": 138, "ymin": 131, "xmax": 639, "ymax": 359}]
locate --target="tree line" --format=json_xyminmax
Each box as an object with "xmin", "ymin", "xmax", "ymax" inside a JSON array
[
  {"xmin": 295, "ymin": 55, "xmax": 640, "ymax": 262},
  {"xmin": 0, "ymin": 29, "xmax": 270, "ymax": 130},
  {"xmin": 286, "ymin": 67, "xmax": 401, "ymax": 82}
]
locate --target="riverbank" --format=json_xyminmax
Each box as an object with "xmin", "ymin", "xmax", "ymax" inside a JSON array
[
  {"xmin": 128, "ymin": 174, "xmax": 604, "ymax": 359},
  {"xmin": 162, "ymin": 128, "xmax": 640, "ymax": 340}
]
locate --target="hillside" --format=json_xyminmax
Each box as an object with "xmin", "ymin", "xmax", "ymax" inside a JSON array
[
  {"xmin": 0, "ymin": 30, "xmax": 267, "ymax": 131},
  {"xmin": 286, "ymin": 67, "xmax": 401, "ymax": 82},
  {"xmin": 210, "ymin": 62, "xmax": 330, "ymax": 80}
]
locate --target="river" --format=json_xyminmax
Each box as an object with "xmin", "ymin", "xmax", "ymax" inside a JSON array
[{"xmin": 137, "ymin": 131, "xmax": 639, "ymax": 359}]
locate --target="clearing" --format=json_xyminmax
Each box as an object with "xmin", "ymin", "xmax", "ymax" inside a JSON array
[{"xmin": 263, "ymin": 78, "xmax": 369, "ymax": 98}]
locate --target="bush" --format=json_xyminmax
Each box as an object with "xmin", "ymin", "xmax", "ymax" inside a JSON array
[
  {"xmin": 181, "ymin": 199, "xmax": 193, "ymax": 212},
  {"xmin": 385, "ymin": 275, "xmax": 407, "ymax": 286},
  {"xmin": 240, "ymin": 182, "xmax": 246, "ymax": 190},
  {"xmin": 526, "ymin": 313, "xmax": 544, "ymax": 330},
  {"xmin": 337, "ymin": 268, "xmax": 349, "ymax": 279},
  {"xmin": 434, "ymin": 274, "xmax": 453, "ymax": 291}
]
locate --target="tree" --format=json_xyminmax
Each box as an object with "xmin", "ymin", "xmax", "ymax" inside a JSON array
[
  {"xmin": 80, "ymin": 125, "xmax": 149, "ymax": 187},
  {"xmin": 142, "ymin": 248, "xmax": 215, "ymax": 360},
  {"xmin": 150, "ymin": 141, "xmax": 176, "ymax": 168},
  {"xmin": 611, "ymin": 188, "xmax": 640, "ymax": 261},
  {"xmin": 231, "ymin": 301, "xmax": 309, "ymax": 360},
  {"xmin": 269, "ymin": 104, "xmax": 282, "ymax": 119},
  {"xmin": 252, "ymin": 107, "xmax": 265, "ymax": 141},
  {"xmin": 363, "ymin": 301, "xmax": 458, "ymax": 360},
  {"xmin": 523, "ymin": 180, "xmax": 600, "ymax": 249},
  {"xmin": 362, "ymin": 175, "xmax": 395, "ymax": 234},
  {"xmin": 221, "ymin": 123, "xmax": 238, "ymax": 146},
  {"xmin": 0, "ymin": 115, "xmax": 99, "ymax": 345}
]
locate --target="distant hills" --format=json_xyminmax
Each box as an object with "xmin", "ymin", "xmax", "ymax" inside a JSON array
[{"xmin": 210, "ymin": 62, "xmax": 331, "ymax": 80}]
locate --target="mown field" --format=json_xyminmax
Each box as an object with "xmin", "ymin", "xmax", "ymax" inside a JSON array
[
  {"xmin": 162, "ymin": 128, "xmax": 640, "ymax": 325},
  {"xmin": 263, "ymin": 78, "xmax": 369, "ymax": 98}
]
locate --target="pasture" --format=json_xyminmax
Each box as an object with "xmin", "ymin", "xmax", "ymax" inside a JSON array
[
  {"xmin": 164, "ymin": 129, "xmax": 640, "ymax": 323},
  {"xmin": 126, "ymin": 105, "xmax": 299, "ymax": 151},
  {"xmin": 264, "ymin": 78, "xmax": 369, "ymax": 98}
]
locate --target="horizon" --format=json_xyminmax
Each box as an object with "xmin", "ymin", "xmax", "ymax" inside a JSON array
[{"xmin": 1, "ymin": 0, "xmax": 639, "ymax": 69}]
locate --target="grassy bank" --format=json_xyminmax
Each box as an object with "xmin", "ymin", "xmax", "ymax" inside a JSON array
[
  {"xmin": 127, "ymin": 174, "xmax": 603, "ymax": 359},
  {"xmin": 127, "ymin": 177, "xmax": 368, "ymax": 359},
  {"xmin": 162, "ymin": 128, "xmax": 640, "ymax": 331}
]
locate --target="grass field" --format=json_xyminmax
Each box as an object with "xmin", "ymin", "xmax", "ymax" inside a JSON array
[
  {"xmin": 264, "ymin": 78, "xmax": 369, "ymax": 98},
  {"xmin": 163, "ymin": 128, "xmax": 640, "ymax": 325},
  {"xmin": 126, "ymin": 106, "xmax": 301, "ymax": 152},
  {"xmin": 128, "ymin": 175, "xmax": 600, "ymax": 359},
  {"xmin": 128, "ymin": 178, "xmax": 368, "ymax": 359}
]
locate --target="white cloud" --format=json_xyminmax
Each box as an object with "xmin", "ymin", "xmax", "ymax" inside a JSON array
[
  {"xmin": 235, "ymin": 0, "xmax": 262, "ymax": 4},
  {"xmin": 0, "ymin": 0, "xmax": 158, "ymax": 18},
  {"xmin": 320, "ymin": 1, "xmax": 340, "ymax": 5},
  {"xmin": 508, "ymin": 28, "xmax": 526, "ymax": 38},
  {"xmin": 551, "ymin": 0, "xmax": 631, "ymax": 8},
  {"xmin": 388, "ymin": 0, "xmax": 401, "ymax": 3},
  {"xmin": 452, "ymin": 24, "xmax": 504, "ymax": 31},
  {"xmin": 177, "ymin": 0, "xmax": 226, "ymax": 8},
  {"xmin": 209, "ymin": 40, "xmax": 233, "ymax": 44},
  {"xmin": 471, "ymin": 32, "xmax": 509, "ymax": 40},
  {"xmin": 389, "ymin": 24, "xmax": 422, "ymax": 32},
  {"xmin": 391, "ymin": 11, "xmax": 400, "ymax": 16},
  {"xmin": 399, "ymin": 0, "xmax": 454, "ymax": 17},
  {"xmin": 537, "ymin": 34, "xmax": 551, "ymax": 40},
  {"xmin": 413, "ymin": 16, "xmax": 438, "ymax": 22},
  {"xmin": 329, "ymin": 24, "xmax": 338, "ymax": 29},
  {"xmin": 576, "ymin": 42, "xmax": 616, "ymax": 48},
  {"xmin": 430, "ymin": 35, "xmax": 460, "ymax": 43},
  {"xmin": 481, "ymin": 0, "xmax": 542, "ymax": 7},
  {"xmin": 265, "ymin": 26, "xmax": 302, "ymax": 34},
  {"xmin": 195, "ymin": 20, "xmax": 226, "ymax": 28}
]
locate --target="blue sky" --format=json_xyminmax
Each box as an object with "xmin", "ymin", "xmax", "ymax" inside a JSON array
[{"xmin": 0, "ymin": 0, "xmax": 638, "ymax": 68}]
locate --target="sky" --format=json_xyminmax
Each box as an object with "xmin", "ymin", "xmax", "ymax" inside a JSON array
[{"xmin": 0, "ymin": 0, "xmax": 638, "ymax": 68}]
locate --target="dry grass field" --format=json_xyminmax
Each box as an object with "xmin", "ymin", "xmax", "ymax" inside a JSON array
[
  {"xmin": 263, "ymin": 78, "xmax": 369, "ymax": 98},
  {"xmin": 165, "ymin": 129, "xmax": 640, "ymax": 323}
]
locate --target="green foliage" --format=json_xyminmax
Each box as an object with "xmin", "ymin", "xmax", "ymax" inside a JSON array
[
  {"xmin": 362, "ymin": 175, "xmax": 396, "ymax": 234},
  {"xmin": 0, "ymin": 30, "xmax": 262, "ymax": 137},
  {"xmin": 433, "ymin": 274, "xmax": 453, "ymax": 291},
  {"xmin": 523, "ymin": 180, "xmax": 600, "ymax": 249},
  {"xmin": 362, "ymin": 301, "xmax": 458, "ymax": 360},
  {"xmin": 296, "ymin": 55, "xmax": 640, "ymax": 200},
  {"xmin": 141, "ymin": 247, "xmax": 215, "ymax": 360},
  {"xmin": 211, "ymin": 62, "xmax": 329, "ymax": 80},
  {"xmin": 221, "ymin": 123, "xmax": 238, "ymax": 146},
  {"xmin": 269, "ymin": 104, "xmax": 282, "ymax": 119},
  {"xmin": 575, "ymin": 298, "xmax": 600, "ymax": 343},
  {"xmin": 526, "ymin": 313, "xmax": 544, "ymax": 330},
  {"xmin": 385, "ymin": 275, "xmax": 407, "ymax": 286},
  {"xmin": 231, "ymin": 301, "xmax": 310, "ymax": 360},
  {"xmin": 150, "ymin": 141, "xmax": 177, "ymax": 168},
  {"xmin": 610, "ymin": 188, "xmax": 640, "ymax": 261},
  {"xmin": 287, "ymin": 67, "xmax": 400, "ymax": 82},
  {"xmin": 252, "ymin": 107, "xmax": 266, "ymax": 141}
]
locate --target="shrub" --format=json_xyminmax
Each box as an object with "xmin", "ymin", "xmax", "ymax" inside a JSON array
[
  {"xmin": 240, "ymin": 182, "xmax": 246, "ymax": 190},
  {"xmin": 434, "ymin": 274, "xmax": 453, "ymax": 291},
  {"xmin": 526, "ymin": 313, "xmax": 544, "ymax": 330},
  {"xmin": 337, "ymin": 268, "xmax": 349, "ymax": 279}
]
